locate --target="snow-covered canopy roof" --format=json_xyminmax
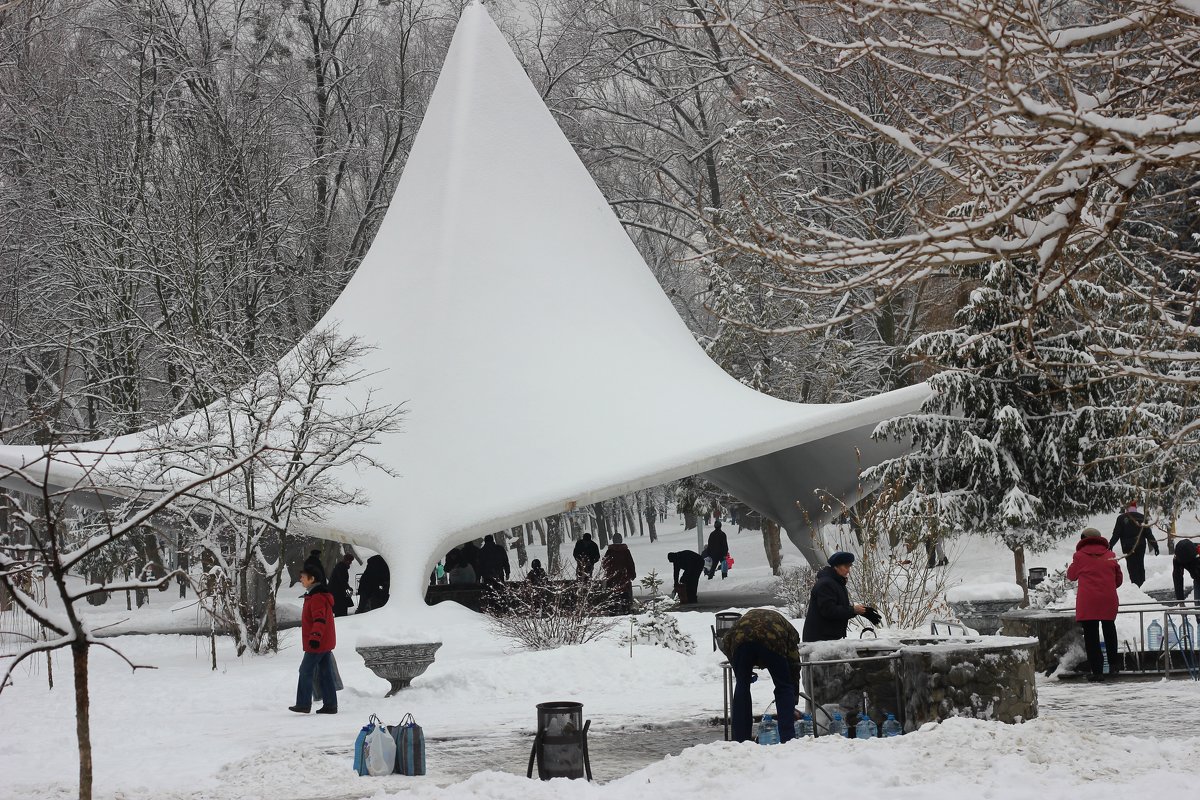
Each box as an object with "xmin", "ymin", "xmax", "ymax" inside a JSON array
[{"xmin": 0, "ymin": 3, "xmax": 928, "ymax": 605}]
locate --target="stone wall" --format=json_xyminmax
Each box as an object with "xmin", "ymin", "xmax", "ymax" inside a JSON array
[
  {"xmin": 998, "ymin": 609, "xmax": 1079, "ymax": 675},
  {"xmin": 803, "ymin": 637, "xmax": 1038, "ymax": 734}
]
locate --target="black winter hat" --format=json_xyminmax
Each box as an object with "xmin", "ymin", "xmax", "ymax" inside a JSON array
[{"xmin": 828, "ymin": 551, "xmax": 855, "ymax": 567}]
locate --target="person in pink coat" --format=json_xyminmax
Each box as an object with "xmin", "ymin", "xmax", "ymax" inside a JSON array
[{"xmin": 1066, "ymin": 528, "xmax": 1124, "ymax": 682}]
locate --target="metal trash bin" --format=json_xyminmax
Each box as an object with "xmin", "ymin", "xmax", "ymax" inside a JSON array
[
  {"xmin": 1028, "ymin": 567, "xmax": 1048, "ymax": 588},
  {"xmin": 527, "ymin": 701, "xmax": 592, "ymax": 780},
  {"xmin": 712, "ymin": 611, "xmax": 742, "ymax": 652}
]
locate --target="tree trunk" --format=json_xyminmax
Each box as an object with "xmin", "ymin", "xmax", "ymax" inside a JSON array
[
  {"xmin": 762, "ymin": 520, "xmax": 783, "ymax": 577},
  {"xmin": 592, "ymin": 501, "xmax": 609, "ymax": 548},
  {"xmin": 510, "ymin": 525, "xmax": 527, "ymax": 567},
  {"xmin": 534, "ymin": 519, "xmax": 546, "ymax": 546},
  {"xmin": 1012, "ymin": 544, "xmax": 1029, "ymax": 607},
  {"xmin": 635, "ymin": 493, "xmax": 645, "ymax": 537},
  {"xmin": 546, "ymin": 515, "xmax": 563, "ymax": 575},
  {"xmin": 72, "ymin": 641, "xmax": 93, "ymax": 800},
  {"xmin": 1167, "ymin": 517, "xmax": 1177, "ymax": 555}
]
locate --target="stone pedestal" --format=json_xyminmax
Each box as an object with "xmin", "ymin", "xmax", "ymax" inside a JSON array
[
  {"xmin": 356, "ymin": 642, "xmax": 443, "ymax": 696},
  {"xmin": 898, "ymin": 638, "xmax": 1037, "ymax": 729},
  {"xmin": 999, "ymin": 609, "xmax": 1078, "ymax": 675},
  {"xmin": 803, "ymin": 637, "xmax": 1038, "ymax": 734}
]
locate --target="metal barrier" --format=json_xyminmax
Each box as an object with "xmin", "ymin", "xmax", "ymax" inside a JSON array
[
  {"xmin": 1048, "ymin": 600, "xmax": 1199, "ymax": 680},
  {"xmin": 720, "ymin": 650, "xmax": 905, "ymax": 740}
]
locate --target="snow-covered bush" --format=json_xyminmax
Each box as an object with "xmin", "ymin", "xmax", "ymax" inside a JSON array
[
  {"xmin": 485, "ymin": 579, "xmax": 619, "ymax": 651},
  {"xmin": 774, "ymin": 565, "xmax": 816, "ymax": 619},
  {"xmin": 1028, "ymin": 568, "xmax": 1072, "ymax": 610},
  {"xmin": 619, "ymin": 570, "xmax": 694, "ymax": 655}
]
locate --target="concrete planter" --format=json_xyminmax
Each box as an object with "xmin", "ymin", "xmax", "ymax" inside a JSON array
[{"xmin": 356, "ymin": 642, "xmax": 443, "ymax": 697}]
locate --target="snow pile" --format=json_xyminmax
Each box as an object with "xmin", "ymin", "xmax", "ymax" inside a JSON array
[{"xmin": 946, "ymin": 582, "xmax": 1025, "ymax": 602}]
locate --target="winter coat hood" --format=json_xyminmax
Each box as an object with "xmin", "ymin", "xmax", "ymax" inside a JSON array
[{"xmin": 1075, "ymin": 535, "xmax": 1110, "ymax": 555}]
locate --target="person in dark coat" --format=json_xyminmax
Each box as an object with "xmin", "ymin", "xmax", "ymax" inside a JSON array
[
  {"xmin": 526, "ymin": 558, "xmax": 548, "ymax": 584},
  {"xmin": 1068, "ymin": 528, "xmax": 1123, "ymax": 681},
  {"xmin": 601, "ymin": 533, "xmax": 637, "ymax": 614},
  {"xmin": 355, "ymin": 554, "xmax": 390, "ymax": 614},
  {"xmin": 303, "ymin": 549, "xmax": 326, "ymax": 583},
  {"xmin": 704, "ymin": 520, "xmax": 730, "ymax": 580},
  {"xmin": 801, "ymin": 552, "xmax": 877, "ymax": 641},
  {"xmin": 458, "ymin": 540, "xmax": 481, "ymax": 581},
  {"xmin": 1171, "ymin": 538, "xmax": 1199, "ymax": 607},
  {"xmin": 1109, "ymin": 501, "xmax": 1159, "ymax": 586},
  {"xmin": 328, "ymin": 553, "xmax": 354, "ymax": 617},
  {"xmin": 720, "ymin": 609, "xmax": 800, "ymax": 743},
  {"xmin": 667, "ymin": 550, "xmax": 705, "ymax": 605},
  {"xmin": 478, "ymin": 534, "xmax": 511, "ymax": 587},
  {"xmin": 290, "ymin": 565, "xmax": 337, "ymax": 714},
  {"xmin": 573, "ymin": 533, "xmax": 601, "ymax": 580}
]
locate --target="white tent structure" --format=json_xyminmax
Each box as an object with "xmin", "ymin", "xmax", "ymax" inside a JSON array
[{"xmin": 0, "ymin": 2, "xmax": 929, "ymax": 608}]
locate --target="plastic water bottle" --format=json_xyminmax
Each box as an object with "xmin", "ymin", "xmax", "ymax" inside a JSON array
[
  {"xmin": 1147, "ymin": 620, "xmax": 1163, "ymax": 651},
  {"xmin": 1183, "ymin": 617, "xmax": 1196, "ymax": 651},
  {"xmin": 797, "ymin": 713, "xmax": 814, "ymax": 738},
  {"xmin": 827, "ymin": 712, "xmax": 847, "ymax": 738},
  {"xmin": 882, "ymin": 713, "xmax": 902, "ymax": 737},
  {"xmin": 855, "ymin": 714, "xmax": 878, "ymax": 739},
  {"xmin": 1101, "ymin": 645, "xmax": 1110, "ymax": 673},
  {"xmin": 756, "ymin": 712, "xmax": 780, "ymax": 745}
]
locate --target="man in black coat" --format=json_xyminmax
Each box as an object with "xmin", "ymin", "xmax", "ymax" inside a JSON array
[
  {"xmin": 704, "ymin": 521, "xmax": 730, "ymax": 580},
  {"xmin": 1173, "ymin": 538, "xmax": 1200, "ymax": 607},
  {"xmin": 573, "ymin": 533, "xmax": 601, "ymax": 580},
  {"xmin": 1109, "ymin": 501, "xmax": 1160, "ymax": 586},
  {"xmin": 328, "ymin": 553, "xmax": 354, "ymax": 617},
  {"xmin": 478, "ymin": 534, "xmax": 511, "ymax": 587},
  {"xmin": 801, "ymin": 552, "xmax": 879, "ymax": 641},
  {"xmin": 668, "ymin": 550, "xmax": 705, "ymax": 605},
  {"xmin": 355, "ymin": 554, "xmax": 390, "ymax": 614}
]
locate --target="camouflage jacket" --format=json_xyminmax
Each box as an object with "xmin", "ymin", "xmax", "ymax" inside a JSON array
[{"xmin": 720, "ymin": 608, "xmax": 801, "ymax": 686}]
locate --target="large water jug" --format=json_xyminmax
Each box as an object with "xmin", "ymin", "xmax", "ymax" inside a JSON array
[
  {"xmin": 756, "ymin": 712, "xmax": 780, "ymax": 745},
  {"xmin": 882, "ymin": 713, "xmax": 902, "ymax": 737},
  {"xmin": 1168, "ymin": 617, "xmax": 1196, "ymax": 651},
  {"xmin": 797, "ymin": 713, "xmax": 815, "ymax": 738},
  {"xmin": 855, "ymin": 714, "xmax": 878, "ymax": 739},
  {"xmin": 827, "ymin": 712, "xmax": 847, "ymax": 738},
  {"xmin": 1183, "ymin": 617, "xmax": 1197, "ymax": 651},
  {"xmin": 1147, "ymin": 619, "xmax": 1163, "ymax": 651},
  {"xmin": 1101, "ymin": 645, "xmax": 1110, "ymax": 674}
]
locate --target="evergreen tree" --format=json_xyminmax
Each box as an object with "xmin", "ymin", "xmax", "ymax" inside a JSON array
[{"xmin": 864, "ymin": 257, "xmax": 1165, "ymax": 602}]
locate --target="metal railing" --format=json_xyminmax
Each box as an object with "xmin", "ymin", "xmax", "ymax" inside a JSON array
[
  {"xmin": 720, "ymin": 649, "xmax": 906, "ymax": 740},
  {"xmin": 1046, "ymin": 600, "xmax": 1199, "ymax": 679}
]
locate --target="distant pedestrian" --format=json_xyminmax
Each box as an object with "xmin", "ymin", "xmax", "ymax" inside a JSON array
[
  {"xmin": 1068, "ymin": 528, "xmax": 1123, "ymax": 682},
  {"xmin": 573, "ymin": 533, "xmax": 601, "ymax": 580},
  {"xmin": 704, "ymin": 521, "xmax": 730, "ymax": 580},
  {"xmin": 720, "ymin": 609, "xmax": 800, "ymax": 743},
  {"xmin": 601, "ymin": 533, "xmax": 637, "ymax": 614},
  {"xmin": 526, "ymin": 558, "xmax": 548, "ymax": 585},
  {"xmin": 303, "ymin": 549, "xmax": 326, "ymax": 583},
  {"xmin": 355, "ymin": 554, "xmax": 390, "ymax": 614},
  {"xmin": 328, "ymin": 553, "xmax": 354, "ymax": 617},
  {"xmin": 447, "ymin": 556, "xmax": 477, "ymax": 585},
  {"xmin": 1109, "ymin": 501, "xmax": 1159, "ymax": 586},
  {"xmin": 667, "ymin": 550, "xmax": 704, "ymax": 605},
  {"xmin": 1172, "ymin": 538, "xmax": 1200, "ymax": 607},
  {"xmin": 290, "ymin": 565, "xmax": 338, "ymax": 714},
  {"xmin": 478, "ymin": 534, "xmax": 511, "ymax": 588},
  {"xmin": 459, "ymin": 540, "xmax": 481, "ymax": 579},
  {"xmin": 801, "ymin": 552, "xmax": 879, "ymax": 642}
]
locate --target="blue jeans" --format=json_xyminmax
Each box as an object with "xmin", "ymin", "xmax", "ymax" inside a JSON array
[
  {"xmin": 296, "ymin": 651, "xmax": 336, "ymax": 709},
  {"xmin": 731, "ymin": 641, "xmax": 797, "ymax": 742}
]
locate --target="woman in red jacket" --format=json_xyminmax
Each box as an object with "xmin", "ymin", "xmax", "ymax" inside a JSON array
[
  {"xmin": 1066, "ymin": 528, "xmax": 1123, "ymax": 682},
  {"xmin": 290, "ymin": 566, "xmax": 338, "ymax": 713}
]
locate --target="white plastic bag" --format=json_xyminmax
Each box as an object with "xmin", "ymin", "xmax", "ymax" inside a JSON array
[{"xmin": 364, "ymin": 723, "xmax": 396, "ymax": 776}]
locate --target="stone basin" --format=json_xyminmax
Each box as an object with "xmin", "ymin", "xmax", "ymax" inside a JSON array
[{"xmin": 356, "ymin": 642, "xmax": 443, "ymax": 697}]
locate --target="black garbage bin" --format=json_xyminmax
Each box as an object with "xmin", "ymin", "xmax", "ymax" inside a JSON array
[
  {"xmin": 713, "ymin": 611, "xmax": 742, "ymax": 652},
  {"xmin": 527, "ymin": 701, "xmax": 591, "ymax": 780}
]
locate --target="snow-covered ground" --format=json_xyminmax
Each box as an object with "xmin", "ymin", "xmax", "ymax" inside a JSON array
[{"xmin": 2, "ymin": 513, "xmax": 1198, "ymax": 799}]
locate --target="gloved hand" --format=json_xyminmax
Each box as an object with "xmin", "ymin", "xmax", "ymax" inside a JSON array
[
  {"xmin": 309, "ymin": 640, "xmax": 319, "ymax": 650},
  {"xmin": 862, "ymin": 606, "xmax": 883, "ymax": 626},
  {"xmin": 749, "ymin": 671, "xmax": 759, "ymax": 683}
]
